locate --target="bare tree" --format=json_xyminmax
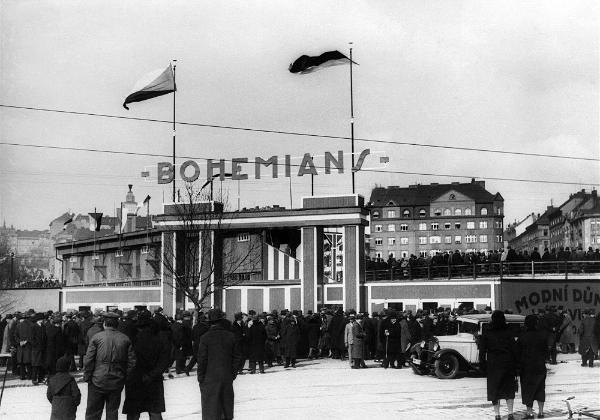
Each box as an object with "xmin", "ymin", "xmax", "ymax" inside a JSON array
[{"xmin": 156, "ymin": 181, "xmax": 262, "ymax": 311}]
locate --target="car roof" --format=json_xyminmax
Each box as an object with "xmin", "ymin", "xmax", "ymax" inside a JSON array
[{"xmin": 456, "ymin": 313, "xmax": 525, "ymax": 324}]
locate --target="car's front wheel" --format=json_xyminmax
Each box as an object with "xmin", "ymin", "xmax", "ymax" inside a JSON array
[{"xmin": 434, "ymin": 354, "xmax": 459, "ymax": 379}]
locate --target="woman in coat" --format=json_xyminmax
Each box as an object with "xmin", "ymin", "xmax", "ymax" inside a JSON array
[
  {"xmin": 480, "ymin": 310, "xmax": 518, "ymax": 420},
  {"xmin": 281, "ymin": 316, "xmax": 300, "ymax": 368},
  {"xmin": 122, "ymin": 312, "xmax": 171, "ymax": 420},
  {"xmin": 517, "ymin": 315, "xmax": 548, "ymax": 419},
  {"xmin": 558, "ymin": 311, "xmax": 576, "ymax": 353}
]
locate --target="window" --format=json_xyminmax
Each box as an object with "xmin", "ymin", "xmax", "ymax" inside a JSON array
[
  {"xmin": 467, "ymin": 222, "xmax": 475, "ymax": 229},
  {"xmin": 419, "ymin": 209, "xmax": 427, "ymax": 217},
  {"xmin": 444, "ymin": 209, "xmax": 451, "ymax": 216},
  {"xmin": 419, "ymin": 237, "xmax": 427, "ymax": 245},
  {"xmin": 444, "ymin": 236, "xmax": 452, "ymax": 244},
  {"xmin": 419, "ymin": 223, "xmax": 427, "ymax": 231},
  {"xmin": 419, "ymin": 251, "xmax": 428, "ymax": 258},
  {"xmin": 479, "ymin": 235, "xmax": 488, "ymax": 243},
  {"xmin": 400, "ymin": 237, "xmax": 409, "ymax": 245},
  {"xmin": 444, "ymin": 222, "xmax": 451, "ymax": 230},
  {"xmin": 496, "ymin": 235, "xmax": 503, "ymax": 243},
  {"xmin": 431, "ymin": 223, "xmax": 439, "ymax": 230},
  {"xmin": 434, "ymin": 208, "xmax": 441, "ymax": 216},
  {"xmin": 238, "ymin": 233, "xmax": 250, "ymax": 242},
  {"xmin": 372, "ymin": 211, "xmax": 380, "ymax": 218},
  {"xmin": 375, "ymin": 252, "xmax": 383, "ymax": 259},
  {"xmin": 399, "ymin": 224, "xmax": 409, "ymax": 231},
  {"xmin": 401, "ymin": 251, "xmax": 408, "ymax": 258},
  {"xmin": 455, "ymin": 222, "xmax": 461, "ymax": 229},
  {"xmin": 387, "ymin": 224, "xmax": 395, "ymax": 232},
  {"xmin": 375, "ymin": 224, "xmax": 382, "ymax": 232},
  {"xmin": 543, "ymin": 229, "xmax": 548, "ymax": 236},
  {"xmin": 455, "ymin": 236, "xmax": 462, "ymax": 244},
  {"xmin": 387, "ymin": 210, "xmax": 396, "ymax": 218},
  {"xmin": 465, "ymin": 235, "xmax": 477, "ymax": 243},
  {"xmin": 429, "ymin": 236, "xmax": 441, "ymax": 244},
  {"xmin": 479, "ymin": 221, "xmax": 488, "ymax": 229},
  {"xmin": 375, "ymin": 238, "xmax": 383, "ymax": 245},
  {"xmin": 388, "ymin": 237, "xmax": 396, "ymax": 246},
  {"xmin": 465, "ymin": 208, "xmax": 472, "ymax": 216},
  {"xmin": 454, "ymin": 209, "xmax": 462, "ymax": 216},
  {"xmin": 403, "ymin": 209, "xmax": 411, "ymax": 218},
  {"xmin": 495, "ymin": 220, "xmax": 503, "ymax": 229},
  {"xmin": 481, "ymin": 208, "xmax": 488, "ymax": 216}
]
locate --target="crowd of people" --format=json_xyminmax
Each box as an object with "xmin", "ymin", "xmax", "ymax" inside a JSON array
[
  {"xmin": 366, "ymin": 246, "xmax": 600, "ymax": 279},
  {"xmin": 0, "ymin": 304, "xmax": 598, "ymax": 419},
  {"xmin": 14, "ymin": 277, "xmax": 61, "ymax": 289}
]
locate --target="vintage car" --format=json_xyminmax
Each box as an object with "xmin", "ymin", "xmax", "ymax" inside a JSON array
[{"xmin": 409, "ymin": 313, "xmax": 525, "ymax": 379}]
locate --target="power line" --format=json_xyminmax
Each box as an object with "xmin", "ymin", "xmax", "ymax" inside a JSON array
[
  {"xmin": 1, "ymin": 104, "xmax": 598, "ymax": 162},
  {"xmin": 1, "ymin": 141, "xmax": 598, "ymax": 187}
]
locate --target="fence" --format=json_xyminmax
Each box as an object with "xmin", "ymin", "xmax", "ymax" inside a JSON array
[{"xmin": 365, "ymin": 260, "xmax": 600, "ymax": 282}]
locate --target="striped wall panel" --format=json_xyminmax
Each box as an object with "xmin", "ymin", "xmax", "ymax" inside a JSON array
[{"xmin": 266, "ymin": 244, "xmax": 301, "ymax": 280}]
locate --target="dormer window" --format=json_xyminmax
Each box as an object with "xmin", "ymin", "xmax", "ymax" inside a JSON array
[
  {"xmin": 419, "ymin": 209, "xmax": 426, "ymax": 217},
  {"xmin": 402, "ymin": 209, "xmax": 410, "ymax": 218}
]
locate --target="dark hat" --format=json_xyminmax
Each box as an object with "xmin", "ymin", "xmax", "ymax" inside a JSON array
[
  {"xmin": 101, "ymin": 311, "xmax": 120, "ymax": 319},
  {"xmin": 154, "ymin": 306, "xmax": 164, "ymax": 313},
  {"xmin": 51, "ymin": 314, "xmax": 62, "ymax": 323},
  {"xmin": 136, "ymin": 311, "xmax": 153, "ymax": 328},
  {"xmin": 125, "ymin": 310, "xmax": 137, "ymax": 320},
  {"xmin": 234, "ymin": 312, "xmax": 243, "ymax": 321},
  {"xmin": 207, "ymin": 308, "xmax": 225, "ymax": 323},
  {"xmin": 32, "ymin": 313, "xmax": 44, "ymax": 322},
  {"xmin": 56, "ymin": 355, "xmax": 70, "ymax": 373},
  {"xmin": 175, "ymin": 312, "xmax": 183, "ymax": 321}
]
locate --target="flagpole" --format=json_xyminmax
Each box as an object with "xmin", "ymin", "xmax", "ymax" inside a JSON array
[
  {"xmin": 93, "ymin": 207, "xmax": 96, "ymax": 256},
  {"xmin": 172, "ymin": 60, "xmax": 177, "ymax": 202},
  {"xmin": 349, "ymin": 43, "xmax": 355, "ymax": 194}
]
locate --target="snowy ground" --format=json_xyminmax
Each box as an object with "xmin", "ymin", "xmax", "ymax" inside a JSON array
[{"xmin": 1, "ymin": 354, "xmax": 598, "ymax": 420}]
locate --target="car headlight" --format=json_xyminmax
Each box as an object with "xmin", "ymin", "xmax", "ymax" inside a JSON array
[
  {"xmin": 420, "ymin": 341, "xmax": 426, "ymax": 349},
  {"xmin": 433, "ymin": 343, "xmax": 439, "ymax": 351}
]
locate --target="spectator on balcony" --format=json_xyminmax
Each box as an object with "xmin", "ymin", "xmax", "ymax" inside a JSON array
[
  {"xmin": 530, "ymin": 248, "xmax": 541, "ymax": 262},
  {"xmin": 541, "ymin": 248, "xmax": 552, "ymax": 261}
]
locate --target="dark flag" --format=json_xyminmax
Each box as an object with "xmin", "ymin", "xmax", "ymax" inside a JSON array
[
  {"xmin": 123, "ymin": 64, "xmax": 176, "ymax": 110},
  {"xmin": 143, "ymin": 195, "xmax": 151, "ymax": 205},
  {"xmin": 88, "ymin": 212, "xmax": 103, "ymax": 232},
  {"xmin": 289, "ymin": 50, "xmax": 357, "ymax": 74}
]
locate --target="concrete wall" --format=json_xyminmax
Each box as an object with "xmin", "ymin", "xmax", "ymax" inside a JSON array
[{"xmin": 1, "ymin": 288, "xmax": 62, "ymax": 314}]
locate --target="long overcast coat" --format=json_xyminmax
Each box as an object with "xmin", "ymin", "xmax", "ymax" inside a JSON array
[
  {"xmin": 122, "ymin": 326, "xmax": 171, "ymax": 415},
  {"xmin": 15, "ymin": 318, "xmax": 34, "ymax": 364},
  {"xmin": 197, "ymin": 322, "xmax": 242, "ymax": 420},
  {"xmin": 480, "ymin": 326, "xmax": 518, "ymax": 402}
]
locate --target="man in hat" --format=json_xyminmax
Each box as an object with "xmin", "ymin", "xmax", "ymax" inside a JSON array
[
  {"xmin": 83, "ymin": 311, "xmax": 136, "ymax": 420},
  {"xmin": 30, "ymin": 312, "xmax": 46, "ymax": 385},
  {"xmin": 197, "ymin": 308, "xmax": 241, "ymax": 420},
  {"xmin": 14, "ymin": 309, "xmax": 35, "ymax": 380}
]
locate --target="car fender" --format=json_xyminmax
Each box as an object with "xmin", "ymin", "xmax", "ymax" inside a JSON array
[{"xmin": 433, "ymin": 348, "xmax": 472, "ymax": 371}]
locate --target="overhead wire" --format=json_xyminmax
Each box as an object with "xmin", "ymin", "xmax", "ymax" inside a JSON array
[{"xmin": 1, "ymin": 104, "xmax": 598, "ymax": 162}]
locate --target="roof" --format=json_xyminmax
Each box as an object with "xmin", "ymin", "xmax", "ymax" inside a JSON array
[
  {"xmin": 368, "ymin": 180, "xmax": 501, "ymax": 207},
  {"xmin": 457, "ymin": 314, "xmax": 525, "ymax": 324}
]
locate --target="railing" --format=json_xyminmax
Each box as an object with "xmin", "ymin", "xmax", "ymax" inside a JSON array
[
  {"xmin": 64, "ymin": 279, "xmax": 161, "ymax": 288},
  {"xmin": 365, "ymin": 260, "xmax": 600, "ymax": 282}
]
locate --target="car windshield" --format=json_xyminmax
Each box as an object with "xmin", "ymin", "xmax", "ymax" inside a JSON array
[{"xmin": 459, "ymin": 320, "xmax": 480, "ymax": 335}]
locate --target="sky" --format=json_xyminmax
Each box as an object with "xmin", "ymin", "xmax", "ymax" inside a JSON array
[{"xmin": 1, "ymin": 0, "xmax": 598, "ymax": 230}]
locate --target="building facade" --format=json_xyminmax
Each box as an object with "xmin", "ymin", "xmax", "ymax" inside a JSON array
[
  {"xmin": 548, "ymin": 189, "xmax": 600, "ymax": 251},
  {"xmin": 506, "ymin": 207, "xmax": 553, "ymax": 254},
  {"xmin": 367, "ymin": 179, "xmax": 504, "ymax": 260}
]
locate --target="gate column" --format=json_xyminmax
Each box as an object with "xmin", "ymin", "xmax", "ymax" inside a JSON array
[{"xmin": 301, "ymin": 226, "xmax": 324, "ymax": 313}]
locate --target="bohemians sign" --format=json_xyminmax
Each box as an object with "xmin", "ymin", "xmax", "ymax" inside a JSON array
[{"xmin": 153, "ymin": 149, "xmax": 378, "ymax": 184}]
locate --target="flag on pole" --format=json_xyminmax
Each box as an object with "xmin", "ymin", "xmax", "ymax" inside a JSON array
[
  {"xmin": 143, "ymin": 195, "xmax": 151, "ymax": 205},
  {"xmin": 289, "ymin": 51, "xmax": 357, "ymax": 74},
  {"xmin": 123, "ymin": 64, "xmax": 176, "ymax": 109},
  {"xmin": 88, "ymin": 212, "xmax": 103, "ymax": 231},
  {"xmin": 120, "ymin": 203, "xmax": 128, "ymax": 233},
  {"xmin": 63, "ymin": 216, "xmax": 73, "ymax": 230}
]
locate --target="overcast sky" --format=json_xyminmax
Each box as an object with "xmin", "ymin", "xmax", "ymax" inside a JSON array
[{"xmin": 1, "ymin": 0, "xmax": 598, "ymax": 231}]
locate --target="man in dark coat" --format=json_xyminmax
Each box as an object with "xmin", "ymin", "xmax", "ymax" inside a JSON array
[
  {"xmin": 381, "ymin": 312, "xmax": 403, "ymax": 369},
  {"xmin": 328, "ymin": 309, "xmax": 346, "ymax": 359},
  {"xmin": 63, "ymin": 314, "xmax": 81, "ymax": 372},
  {"xmin": 118, "ymin": 310, "xmax": 138, "ymax": 343},
  {"xmin": 14, "ymin": 311, "xmax": 34, "ymax": 380},
  {"xmin": 170, "ymin": 312, "xmax": 190, "ymax": 374},
  {"xmin": 281, "ymin": 316, "xmax": 301, "ymax": 368},
  {"xmin": 197, "ymin": 308, "xmax": 242, "ymax": 420},
  {"xmin": 45, "ymin": 315, "xmax": 66, "ymax": 377},
  {"xmin": 230, "ymin": 313, "xmax": 248, "ymax": 375},
  {"xmin": 247, "ymin": 315, "xmax": 267, "ymax": 374},
  {"xmin": 30, "ymin": 312, "xmax": 46, "ymax": 385},
  {"xmin": 185, "ymin": 312, "xmax": 209, "ymax": 375},
  {"xmin": 122, "ymin": 311, "xmax": 171, "ymax": 420},
  {"xmin": 77, "ymin": 312, "xmax": 92, "ymax": 370},
  {"xmin": 306, "ymin": 313, "xmax": 321, "ymax": 359}
]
